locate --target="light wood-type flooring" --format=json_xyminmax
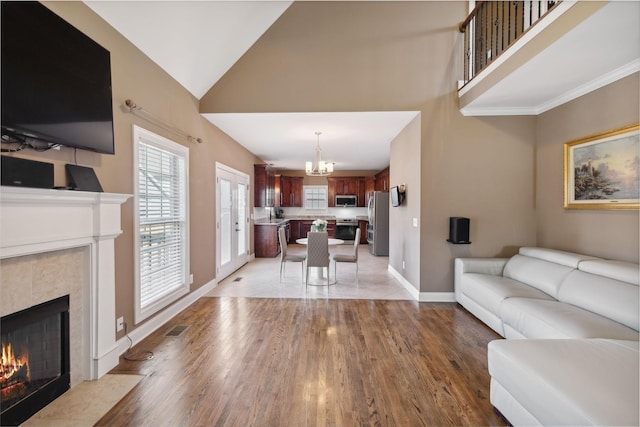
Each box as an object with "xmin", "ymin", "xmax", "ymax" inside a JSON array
[{"xmin": 99, "ymin": 247, "xmax": 505, "ymax": 426}]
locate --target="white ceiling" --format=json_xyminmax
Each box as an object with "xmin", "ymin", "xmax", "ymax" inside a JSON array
[
  {"xmin": 203, "ymin": 111, "xmax": 420, "ymax": 171},
  {"xmin": 85, "ymin": 1, "xmax": 293, "ymax": 100}
]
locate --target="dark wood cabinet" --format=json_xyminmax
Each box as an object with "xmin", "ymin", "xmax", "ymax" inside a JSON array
[
  {"xmin": 254, "ymin": 224, "xmax": 280, "ymax": 257},
  {"xmin": 254, "ymin": 164, "xmax": 275, "ymax": 207},
  {"xmin": 278, "ymin": 176, "xmax": 303, "ymax": 207},
  {"xmin": 375, "ymin": 167, "xmax": 390, "ymax": 192},
  {"xmin": 364, "ymin": 177, "xmax": 375, "ymax": 206},
  {"xmin": 291, "ymin": 219, "xmax": 336, "ymax": 240},
  {"xmin": 327, "ymin": 220, "xmax": 336, "ymax": 238},
  {"xmin": 335, "ymin": 178, "xmax": 359, "ymax": 195},
  {"xmin": 327, "ymin": 179, "xmax": 336, "ymax": 207},
  {"xmin": 289, "ymin": 220, "xmax": 301, "ymax": 242},
  {"xmin": 328, "ymin": 177, "xmax": 366, "ymax": 207},
  {"xmin": 358, "ymin": 220, "xmax": 369, "ymax": 244}
]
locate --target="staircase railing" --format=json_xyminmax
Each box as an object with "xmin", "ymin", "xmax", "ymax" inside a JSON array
[{"xmin": 459, "ymin": 1, "xmax": 560, "ymax": 88}]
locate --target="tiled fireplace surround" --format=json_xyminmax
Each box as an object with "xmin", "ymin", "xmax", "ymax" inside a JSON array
[{"xmin": 0, "ymin": 186, "xmax": 130, "ymax": 387}]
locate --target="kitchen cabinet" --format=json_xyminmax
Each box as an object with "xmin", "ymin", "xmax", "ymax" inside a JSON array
[
  {"xmin": 335, "ymin": 178, "xmax": 359, "ymax": 195},
  {"xmin": 327, "ymin": 177, "xmax": 365, "ymax": 207},
  {"xmin": 254, "ymin": 224, "xmax": 279, "ymax": 257},
  {"xmin": 364, "ymin": 177, "xmax": 375, "ymax": 205},
  {"xmin": 292, "ymin": 219, "xmax": 336, "ymax": 239},
  {"xmin": 358, "ymin": 220, "xmax": 369, "ymax": 244},
  {"xmin": 278, "ymin": 176, "xmax": 303, "ymax": 207},
  {"xmin": 255, "ymin": 221, "xmax": 290, "ymax": 257},
  {"xmin": 289, "ymin": 220, "xmax": 301, "ymax": 242},
  {"xmin": 375, "ymin": 167, "xmax": 390, "ymax": 192},
  {"xmin": 254, "ymin": 164, "xmax": 275, "ymax": 207}
]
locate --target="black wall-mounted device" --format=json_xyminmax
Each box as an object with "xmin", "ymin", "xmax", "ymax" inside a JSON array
[{"xmin": 448, "ymin": 217, "xmax": 471, "ymax": 244}]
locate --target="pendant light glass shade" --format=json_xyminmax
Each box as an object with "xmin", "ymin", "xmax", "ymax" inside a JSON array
[{"xmin": 305, "ymin": 132, "xmax": 334, "ymax": 176}]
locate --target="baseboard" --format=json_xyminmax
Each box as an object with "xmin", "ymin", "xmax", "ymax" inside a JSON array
[
  {"xmin": 387, "ymin": 265, "xmax": 456, "ymax": 302},
  {"xmin": 388, "ymin": 265, "xmax": 419, "ymax": 300},
  {"xmin": 419, "ymin": 292, "xmax": 456, "ymax": 302},
  {"xmin": 116, "ymin": 278, "xmax": 218, "ymax": 356}
]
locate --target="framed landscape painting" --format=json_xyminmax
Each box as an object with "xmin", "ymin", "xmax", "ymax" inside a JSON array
[{"xmin": 564, "ymin": 124, "xmax": 640, "ymax": 210}]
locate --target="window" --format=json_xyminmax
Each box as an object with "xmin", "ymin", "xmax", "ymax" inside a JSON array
[
  {"xmin": 133, "ymin": 126, "xmax": 189, "ymax": 324},
  {"xmin": 303, "ymin": 185, "xmax": 328, "ymax": 209}
]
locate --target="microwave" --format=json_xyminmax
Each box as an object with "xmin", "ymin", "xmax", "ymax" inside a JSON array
[{"xmin": 335, "ymin": 195, "xmax": 357, "ymax": 207}]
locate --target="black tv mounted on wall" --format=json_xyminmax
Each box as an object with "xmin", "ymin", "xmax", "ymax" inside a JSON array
[{"xmin": 1, "ymin": 1, "xmax": 115, "ymax": 154}]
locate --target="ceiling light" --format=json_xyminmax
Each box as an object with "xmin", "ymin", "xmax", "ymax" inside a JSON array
[{"xmin": 305, "ymin": 131, "xmax": 334, "ymax": 176}]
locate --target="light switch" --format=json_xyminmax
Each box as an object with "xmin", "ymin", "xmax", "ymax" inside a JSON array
[{"xmin": 412, "ymin": 218, "xmax": 418, "ymax": 227}]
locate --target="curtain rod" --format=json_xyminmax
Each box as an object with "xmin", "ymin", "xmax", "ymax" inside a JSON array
[{"xmin": 124, "ymin": 99, "xmax": 203, "ymax": 144}]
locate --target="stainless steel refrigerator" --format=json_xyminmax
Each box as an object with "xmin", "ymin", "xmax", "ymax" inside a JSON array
[{"xmin": 367, "ymin": 191, "xmax": 389, "ymax": 256}]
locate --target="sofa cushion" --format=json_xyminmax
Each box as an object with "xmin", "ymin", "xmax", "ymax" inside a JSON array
[
  {"xmin": 559, "ymin": 269, "xmax": 639, "ymax": 331},
  {"xmin": 460, "ymin": 273, "xmax": 554, "ymax": 317},
  {"xmin": 488, "ymin": 339, "xmax": 639, "ymax": 427},
  {"xmin": 578, "ymin": 259, "xmax": 639, "ymax": 285},
  {"xmin": 518, "ymin": 246, "xmax": 600, "ymax": 267},
  {"xmin": 501, "ymin": 297, "xmax": 640, "ymax": 340},
  {"xmin": 503, "ymin": 255, "xmax": 575, "ymax": 298}
]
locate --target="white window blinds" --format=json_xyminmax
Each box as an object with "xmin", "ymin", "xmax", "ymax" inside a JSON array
[{"xmin": 134, "ymin": 126, "xmax": 189, "ymax": 323}]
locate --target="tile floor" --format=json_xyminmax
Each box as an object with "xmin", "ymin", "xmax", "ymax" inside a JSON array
[{"xmin": 207, "ymin": 243, "xmax": 414, "ymax": 300}]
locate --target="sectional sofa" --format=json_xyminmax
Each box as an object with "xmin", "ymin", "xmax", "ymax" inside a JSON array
[{"xmin": 454, "ymin": 247, "xmax": 639, "ymax": 426}]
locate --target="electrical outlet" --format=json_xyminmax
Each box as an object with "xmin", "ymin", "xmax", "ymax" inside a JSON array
[
  {"xmin": 116, "ymin": 317, "xmax": 124, "ymax": 332},
  {"xmin": 402, "ymin": 261, "xmax": 406, "ymax": 270},
  {"xmin": 189, "ymin": 274, "xmax": 194, "ymax": 284}
]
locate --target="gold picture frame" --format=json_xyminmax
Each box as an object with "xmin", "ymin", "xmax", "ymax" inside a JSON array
[{"xmin": 564, "ymin": 124, "xmax": 640, "ymax": 210}]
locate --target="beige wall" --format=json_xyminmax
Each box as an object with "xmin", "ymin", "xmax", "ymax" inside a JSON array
[
  {"xmin": 389, "ymin": 116, "xmax": 422, "ymax": 289},
  {"xmin": 535, "ymin": 73, "xmax": 640, "ymax": 263},
  {"xmin": 202, "ymin": 1, "xmax": 538, "ymax": 294},
  {"xmin": 6, "ymin": 2, "xmax": 261, "ymax": 337},
  {"xmin": 420, "ymin": 99, "xmax": 537, "ymax": 292}
]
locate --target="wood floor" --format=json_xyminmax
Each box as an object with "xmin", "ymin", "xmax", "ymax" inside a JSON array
[{"xmin": 99, "ymin": 298, "xmax": 505, "ymax": 426}]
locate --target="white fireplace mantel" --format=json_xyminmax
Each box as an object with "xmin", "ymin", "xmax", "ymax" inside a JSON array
[{"xmin": 0, "ymin": 186, "xmax": 131, "ymax": 380}]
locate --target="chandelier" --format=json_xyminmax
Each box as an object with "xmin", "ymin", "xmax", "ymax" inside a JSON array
[{"xmin": 305, "ymin": 131, "xmax": 334, "ymax": 176}]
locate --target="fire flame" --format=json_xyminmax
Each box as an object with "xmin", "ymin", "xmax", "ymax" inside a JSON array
[{"xmin": 1, "ymin": 342, "xmax": 30, "ymax": 384}]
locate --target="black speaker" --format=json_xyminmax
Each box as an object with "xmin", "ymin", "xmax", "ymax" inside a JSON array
[
  {"xmin": 1, "ymin": 155, "xmax": 54, "ymax": 189},
  {"xmin": 448, "ymin": 217, "xmax": 471, "ymax": 244}
]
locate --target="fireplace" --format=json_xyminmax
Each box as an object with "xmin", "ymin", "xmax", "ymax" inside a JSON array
[{"xmin": 1, "ymin": 295, "xmax": 70, "ymax": 426}]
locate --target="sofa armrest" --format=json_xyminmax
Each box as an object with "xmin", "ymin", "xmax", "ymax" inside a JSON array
[{"xmin": 454, "ymin": 257, "xmax": 509, "ymax": 302}]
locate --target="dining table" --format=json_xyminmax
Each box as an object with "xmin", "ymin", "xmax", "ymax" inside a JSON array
[
  {"xmin": 296, "ymin": 237, "xmax": 344, "ymax": 285},
  {"xmin": 295, "ymin": 238, "xmax": 344, "ymax": 246}
]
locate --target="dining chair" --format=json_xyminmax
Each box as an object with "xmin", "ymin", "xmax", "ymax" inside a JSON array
[
  {"xmin": 333, "ymin": 228, "xmax": 360, "ymax": 284},
  {"xmin": 279, "ymin": 226, "xmax": 305, "ymax": 282},
  {"xmin": 305, "ymin": 231, "xmax": 330, "ymax": 286}
]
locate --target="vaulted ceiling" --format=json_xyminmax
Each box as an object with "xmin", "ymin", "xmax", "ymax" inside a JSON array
[{"xmin": 85, "ymin": 1, "xmax": 639, "ymax": 171}]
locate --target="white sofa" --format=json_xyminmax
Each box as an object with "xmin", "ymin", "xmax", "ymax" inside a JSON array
[{"xmin": 454, "ymin": 247, "xmax": 639, "ymax": 426}]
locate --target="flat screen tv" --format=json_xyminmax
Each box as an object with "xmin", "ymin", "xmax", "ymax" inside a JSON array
[
  {"xmin": 1, "ymin": 2, "xmax": 115, "ymax": 154},
  {"xmin": 390, "ymin": 186, "xmax": 401, "ymax": 207}
]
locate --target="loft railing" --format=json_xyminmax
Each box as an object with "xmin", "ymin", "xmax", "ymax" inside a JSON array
[{"xmin": 459, "ymin": 1, "xmax": 560, "ymax": 88}]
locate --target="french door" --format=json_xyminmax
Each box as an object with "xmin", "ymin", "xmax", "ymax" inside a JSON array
[{"xmin": 216, "ymin": 163, "xmax": 250, "ymax": 281}]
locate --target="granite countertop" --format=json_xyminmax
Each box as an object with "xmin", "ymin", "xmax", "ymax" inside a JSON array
[
  {"xmin": 254, "ymin": 219, "xmax": 290, "ymax": 226},
  {"xmin": 256, "ymin": 216, "xmax": 367, "ymax": 224},
  {"xmin": 286, "ymin": 215, "xmax": 336, "ymax": 220}
]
